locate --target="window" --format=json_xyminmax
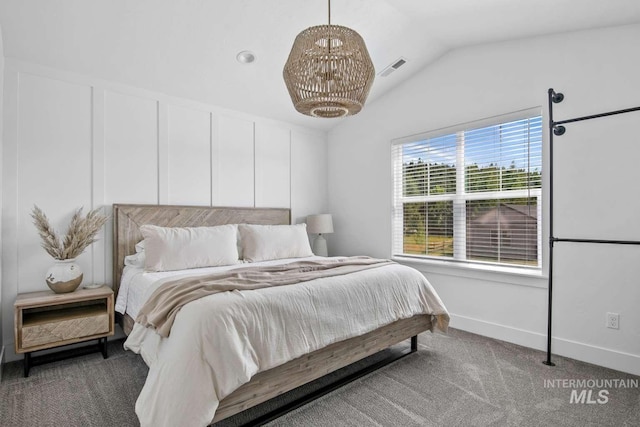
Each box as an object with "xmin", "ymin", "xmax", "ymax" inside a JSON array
[{"xmin": 392, "ymin": 111, "xmax": 542, "ymax": 269}]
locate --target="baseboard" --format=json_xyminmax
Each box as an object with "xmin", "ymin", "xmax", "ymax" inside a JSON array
[
  {"xmin": 449, "ymin": 313, "xmax": 640, "ymax": 376},
  {"xmin": 3, "ymin": 342, "xmax": 19, "ymax": 363},
  {"xmin": 0, "ymin": 345, "xmax": 4, "ymax": 382},
  {"xmin": 552, "ymin": 337, "xmax": 640, "ymax": 377},
  {"xmin": 449, "ymin": 313, "xmax": 547, "ymax": 351}
]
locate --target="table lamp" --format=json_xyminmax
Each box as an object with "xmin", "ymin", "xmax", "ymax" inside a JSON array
[{"xmin": 306, "ymin": 214, "xmax": 334, "ymax": 256}]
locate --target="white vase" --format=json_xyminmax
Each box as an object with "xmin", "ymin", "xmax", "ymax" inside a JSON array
[{"xmin": 45, "ymin": 259, "xmax": 83, "ymax": 293}]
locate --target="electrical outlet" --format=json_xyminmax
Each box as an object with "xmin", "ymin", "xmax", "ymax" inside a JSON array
[{"xmin": 606, "ymin": 312, "xmax": 619, "ymax": 329}]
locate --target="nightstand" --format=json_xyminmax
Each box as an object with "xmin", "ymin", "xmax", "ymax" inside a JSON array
[{"xmin": 14, "ymin": 286, "xmax": 114, "ymax": 377}]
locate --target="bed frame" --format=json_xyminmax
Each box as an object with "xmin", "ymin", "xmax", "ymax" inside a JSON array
[{"xmin": 113, "ymin": 204, "xmax": 432, "ymax": 425}]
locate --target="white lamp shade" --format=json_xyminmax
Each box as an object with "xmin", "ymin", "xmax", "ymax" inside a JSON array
[{"xmin": 306, "ymin": 214, "xmax": 333, "ymax": 234}]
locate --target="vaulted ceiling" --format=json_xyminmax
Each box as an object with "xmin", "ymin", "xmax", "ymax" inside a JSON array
[{"xmin": 1, "ymin": 0, "xmax": 639, "ymax": 131}]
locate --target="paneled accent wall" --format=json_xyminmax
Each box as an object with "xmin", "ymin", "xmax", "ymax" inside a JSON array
[
  {"xmin": 217, "ymin": 115, "xmax": 255, "ymax": 207},
  {"xmin": 104, "ymin": 91, "xmax": 159, "ymax": 205},
  {"xmin": 1, "ymin": 60, "xmax": 328, "ymax": 359},
  {"xmin": 255, "ymin": 123, "xmax": 291, "ymax": 209},
  {"xmin": 167, "ymin": 104, "xmax": 211, "ymax": 206}
]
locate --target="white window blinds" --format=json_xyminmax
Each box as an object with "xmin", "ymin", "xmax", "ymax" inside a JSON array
[{"xmin": 392, "ymin": 111, "xmax": 542, "ymax": 268}]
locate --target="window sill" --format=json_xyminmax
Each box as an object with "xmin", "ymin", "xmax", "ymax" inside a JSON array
[{"xmin": 392, "ymin": 255, "xmax": 548, "ymax": 289}]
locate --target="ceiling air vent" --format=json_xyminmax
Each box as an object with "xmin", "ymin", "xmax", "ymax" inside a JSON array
[{"xmin": 379, "ymin": 57, "xmax": 407, "ymax": 77}]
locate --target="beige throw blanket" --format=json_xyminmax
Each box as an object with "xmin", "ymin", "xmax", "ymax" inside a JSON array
[{"xmin": 136, "ymin": 256, "xmax": 394, "ymax": 337}]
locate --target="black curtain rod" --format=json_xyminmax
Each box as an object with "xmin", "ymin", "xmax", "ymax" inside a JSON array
[
  {"xmin": 554, "ymin": 106, "xmax": 640, "ymax": 126},
  {"xmin": 552, "ymin": 238, "xmax": 640, "ymax": 245},
  {"xmin": 550, "ymin": 92, "xmax": 640, "ymax": 136}
]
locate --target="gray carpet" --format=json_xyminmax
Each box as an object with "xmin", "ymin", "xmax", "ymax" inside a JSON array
[{"xmin": 1, "ymin": 328, "xmax": 638, "ymax": 426}]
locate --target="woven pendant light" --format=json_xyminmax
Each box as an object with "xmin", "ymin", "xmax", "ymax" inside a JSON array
[{"xmin": 283, "ymin": 0, "xmax": 375, "ymax": 118}]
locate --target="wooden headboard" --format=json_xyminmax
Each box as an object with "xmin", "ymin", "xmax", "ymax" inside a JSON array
[{"xmin": 112, "ymin": 204, "xmax": 291, "ymax": 298}]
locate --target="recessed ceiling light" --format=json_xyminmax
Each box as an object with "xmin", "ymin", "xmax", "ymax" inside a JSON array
[{"xmin": 236, "ymin": 51, "xmax": 256, "ymax": 64}]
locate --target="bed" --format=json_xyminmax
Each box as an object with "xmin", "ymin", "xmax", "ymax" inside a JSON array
[{"xmin": 112, "ymin": 204, "xmax": 449, "ymax": 426}]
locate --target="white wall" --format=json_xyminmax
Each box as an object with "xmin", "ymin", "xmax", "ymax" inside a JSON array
[
  {"xmin": 1, "ymin": 59, "xmax": 328, "ymax": 362},
  {"xmin": 327, "ymin": 24, "xmax": 640, "ymax": 375},
  {"xmin": 0, "ymin": 22, "xmax": 5, "ymax": 369}
]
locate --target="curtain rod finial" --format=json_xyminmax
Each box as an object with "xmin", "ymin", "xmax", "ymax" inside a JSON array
[
  {"xmin": 551, "ymin": 92, "xmax": 564, "ymax": 103},
  {"xmin": 553, "ymin": 125, "xmax": 566, "ymax": 136}
]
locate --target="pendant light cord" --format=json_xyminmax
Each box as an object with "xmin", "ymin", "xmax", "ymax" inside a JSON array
[{"xmin": 328, "ymin": 0, "xmax": 332, "ymax": 54}]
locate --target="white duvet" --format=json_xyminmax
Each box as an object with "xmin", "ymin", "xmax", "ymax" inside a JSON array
[{"xmin": 122, "ymin": 257, "xmax": 449, "ymax": 427}]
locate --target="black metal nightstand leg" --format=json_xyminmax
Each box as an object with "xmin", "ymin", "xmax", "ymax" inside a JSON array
[
  {"xmin": 101, "ymin": 337, "xmax": 108, "ymax": 359},
  {"xmin": 24, "ymin": 352, "xmax": 31, "ymax": 377}
]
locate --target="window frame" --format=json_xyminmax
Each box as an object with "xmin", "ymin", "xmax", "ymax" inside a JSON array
[{"xmin": 391, "ymin": 108, "xmax": 543, "ymax": 272}]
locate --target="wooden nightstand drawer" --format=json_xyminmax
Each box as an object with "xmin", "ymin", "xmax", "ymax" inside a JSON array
[{"xmin": 21, "ymin": 306, "xmax": 110, "ymax": 349}]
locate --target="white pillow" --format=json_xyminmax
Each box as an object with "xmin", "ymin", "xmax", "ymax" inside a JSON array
[
  {"xmin": 239, "ymin": 224, "xmax": 313, "ymax": 262},
  {"xmin": 140, "ymin": 224, "xmax": 239, "ymax": 272},
  {"xmin": 124, "ymin": 251, "xmax": 146, "ymax": 268},
  {"xmin": 124, "ymin": 239, "xmax": 147, "ymax": 267}
]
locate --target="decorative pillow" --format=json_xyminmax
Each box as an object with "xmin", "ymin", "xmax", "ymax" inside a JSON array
[
  {"xmin": 140, "ymin": 224, "xmax": 239, "ymax": 272},
  {"xmin": 238, "ymin": 224, "xmax": 313, "ymax": 262}
]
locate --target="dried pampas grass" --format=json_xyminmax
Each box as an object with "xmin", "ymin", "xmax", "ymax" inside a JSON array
[{"xmin": 31, "ymin": 205, "xmax": 108, "ymax": 260}]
